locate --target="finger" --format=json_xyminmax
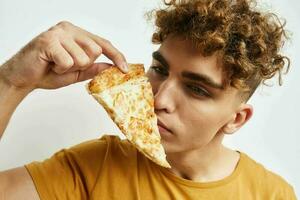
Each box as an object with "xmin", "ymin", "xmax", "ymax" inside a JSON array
[
  {"xmin": 61, "ymin": 38, "xmax": 90, "ymax": 70},
  {"xmin": 49, "ymin": 42, "xmax": 74, "ymax": 74},
  {"xmin": 89, "ymin": 34, "xmax": 128, "ymax": 73},
  {"xmin": 39, "ymin": 62, "xmax": 113, "ymax": 89},
  {"xmin": 37, "ymin": 63, "xmax": 77, "ymax": 89},
  {"xmin": 77, "ymin": 62, "xmax": 113, "ymax": 82},
  {"xmin": 75, "ymin": 36, "xmax": 102, "ymax": 63}
]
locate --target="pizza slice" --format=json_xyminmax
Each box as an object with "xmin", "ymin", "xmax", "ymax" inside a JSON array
[{"xmin": 87, "ymin": 63, "xmax": 171, "ymax": 168}]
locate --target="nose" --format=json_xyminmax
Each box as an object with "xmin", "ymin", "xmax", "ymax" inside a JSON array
[{"xmin": 154, "ymin": 79, "xmax": 177, "ymax": 114}]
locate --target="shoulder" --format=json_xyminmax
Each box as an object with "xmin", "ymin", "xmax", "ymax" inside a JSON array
[
  {"xmin": 239, "ymin": 152, "xmax": 296, "ymax": 199},
  {"xmin": 68, "ymin": 134, "xmax": 137, "ymax": 161},
  {"xmin": 27, "ymin": 134, "xmax": 138, "ymax": 178},
  {"xmin": 24, "ymin": 134, "xmax": 139, "ymax": 199}
]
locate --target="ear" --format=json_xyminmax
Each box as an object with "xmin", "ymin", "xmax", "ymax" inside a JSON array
[{"xmin": 222, "ymin": 104, "xmax": 253, "ymax": 134}]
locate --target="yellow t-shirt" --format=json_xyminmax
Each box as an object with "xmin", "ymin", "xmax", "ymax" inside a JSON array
[{"xmin": 25, "ymin": 135, "xmax": 297, "ymax": 200}]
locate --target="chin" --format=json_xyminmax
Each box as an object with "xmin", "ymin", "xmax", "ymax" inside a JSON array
[{"xmin": 161, "ymin": 141, "xmax": 182, "ymax": 154}]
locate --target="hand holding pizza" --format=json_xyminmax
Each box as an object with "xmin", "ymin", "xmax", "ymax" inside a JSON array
[{"xmin": 0, "ymin": 21, "xmax": 128, "ymax": 92}]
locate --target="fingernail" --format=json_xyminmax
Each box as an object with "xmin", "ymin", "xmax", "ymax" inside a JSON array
[{"xmin": 122, "ymin": 62, "xmax": 129, "ymax": 73}]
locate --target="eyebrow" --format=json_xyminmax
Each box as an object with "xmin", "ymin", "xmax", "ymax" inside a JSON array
[
  {"xmin": 182, "ymin": 71, "xmax": 224, "ymax": 90},
  {"xmin": 152, "ymin": 51, "xmax": 169, "ymax": 69},
  {"xmin": 152, "ymin": 51, "xmax": 224, "ymax": 90}
]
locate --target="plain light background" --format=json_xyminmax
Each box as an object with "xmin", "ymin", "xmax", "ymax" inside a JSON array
[{"xmin": 0, "ymin": 0, "xmax": 299, "ymax": 197}]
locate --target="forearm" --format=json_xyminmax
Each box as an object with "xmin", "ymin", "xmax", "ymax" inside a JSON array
[{"xmin": 0, "ymin": 70, "xmax": 31, "ymax": 139}]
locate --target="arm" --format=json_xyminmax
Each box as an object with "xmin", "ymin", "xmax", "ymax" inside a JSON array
[
  {"xmin": 0, "ymin": 167, "xmax": 40, "ymax": 200},
  {"xmin": 0, "ymin": 74, "xmax": 31, "ymax": 138},
  {"xmin": 0, "ymin": 21, "xmax": 128, "ymax": 199}
]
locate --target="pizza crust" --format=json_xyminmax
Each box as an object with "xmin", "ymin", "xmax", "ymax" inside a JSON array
[{"xmin": 88, "ymin": 64, "xmax": 145, "ymax": 94}]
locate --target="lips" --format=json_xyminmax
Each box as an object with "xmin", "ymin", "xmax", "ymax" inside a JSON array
[{"xmin": 157, "ymin": 119, "xmax": 172, "ymax": 133}]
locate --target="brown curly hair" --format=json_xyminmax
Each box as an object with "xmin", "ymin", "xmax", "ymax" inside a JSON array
[{"xmin": 149, "ymin": 0, "xmax": 290, "ymax": 99}]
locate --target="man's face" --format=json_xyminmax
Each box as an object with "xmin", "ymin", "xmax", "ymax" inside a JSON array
[{"xmin": 146, "ymin": 36, "xmax": 243, "ymax": 154}]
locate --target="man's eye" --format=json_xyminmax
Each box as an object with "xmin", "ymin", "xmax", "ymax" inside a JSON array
[
  {"xmin": 186, "ymin": 85, "xmax": 210, "ymax": 97},
  {"xmin": 150, "ymin": 66, "xmax": 168, "ymax": 76}
]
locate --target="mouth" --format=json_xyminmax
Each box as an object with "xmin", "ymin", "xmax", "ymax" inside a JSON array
[{"xmin": 157, "ymin": 119, "xmax": 172, "ymax": 134}]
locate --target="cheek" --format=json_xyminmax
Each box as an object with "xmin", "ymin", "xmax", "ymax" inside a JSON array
[{"xmin": 178, "ymin": 102, "xmax": 225, "ymax": 140}]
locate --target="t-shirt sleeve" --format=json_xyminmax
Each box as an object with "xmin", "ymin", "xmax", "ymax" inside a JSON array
[
  {"xmin": 265, "ymin": 170, "xmax": 298, "ymax": 200},
  {"xmin": 25, "ymin": 135, "xmax": 113, "ymax": 200},
  {"xmin": 281, "ymin": 184, "xmax": 297, "ymax": 200}
]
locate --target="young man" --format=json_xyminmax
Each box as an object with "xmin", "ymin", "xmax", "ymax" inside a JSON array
[{"xmin": 0, "ymin": 0, "xmax": 297, "ymax": 199}]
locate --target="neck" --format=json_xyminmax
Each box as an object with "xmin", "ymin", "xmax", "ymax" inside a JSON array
[{"xmin": 166, "ymin": 138, "xmax": 240, "ymax": 182}]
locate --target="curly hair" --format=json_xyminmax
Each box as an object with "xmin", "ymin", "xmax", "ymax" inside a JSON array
[{"xmin": 149, "ymin": 0, "xmax": 290, "ymax": 99}]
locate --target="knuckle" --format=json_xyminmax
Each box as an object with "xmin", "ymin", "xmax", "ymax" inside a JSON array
[
  {"xmin": 49, "ymin": 27, "xmax": 64, "ymax": 36},
  {"xmin": 41, "ymin": 28, "xmax": 64, "ymax": 41},
  {"xmin": 36, "ymin": 31, "xmax": 57, "ymax": 48},
  {"xmin": 64, "ymin": 58, "xmax": 74, "ymax": 68},
  {"xmin": 62, "ymin": 56, "xmax": 74, "ymax": 68},
  {"xmin": 55, "ymin": 54, "xmax": 74, "ymax": 69},
  {"xmin": 102, "ymin": 38, "xmax": 112, "ymax": 46},
  {"xmin": 90, "ymin": 45, "xmax": 102, "ymax": 57},
  {"xmin": 77, "ymin": 55, "xmax": 90, "ymax": 66},
  {"xmin": 56, "ymin": 21, "xmax": 73, "ymax": 29}
]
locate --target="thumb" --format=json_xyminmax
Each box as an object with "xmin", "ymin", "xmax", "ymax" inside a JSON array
[
  {"xmin": 37, "ymin": 62, "xmax": 113, "ymax": 89},
  {"xmin": 77, "ymin": 62, "xmax": 113, "ymax": 82}
]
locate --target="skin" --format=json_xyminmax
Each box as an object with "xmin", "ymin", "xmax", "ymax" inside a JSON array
[
  {"xmin": 147, "ymin": 35, "xmax": 253, "ymax": 182},
  {"xmin": 0, "ymin": 21, "xmax": 128, "ymax": 200},
  {"xmin": 0, "ymin": 24, "xmax": 253, "ymax": 198},
  {"xmin": 0, "ymin": 21, "xmax": 128, "ymax": 138}
]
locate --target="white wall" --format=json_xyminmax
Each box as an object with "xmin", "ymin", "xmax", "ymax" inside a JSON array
[{"xmin": 0, "ymin": 0, "xmax": 299, "ymax": 197}]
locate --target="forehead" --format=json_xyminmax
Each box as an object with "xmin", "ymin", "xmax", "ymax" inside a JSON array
[{"xmin": 157, "ymin": 36, "xmax": 225, "ymax": 85}]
